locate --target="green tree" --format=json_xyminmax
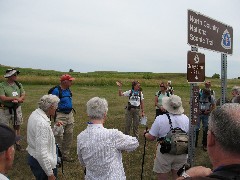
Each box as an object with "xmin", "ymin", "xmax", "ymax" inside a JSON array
[{"xmin": 212, "ymin": 73, "xmax": 220, "ymax": 79}]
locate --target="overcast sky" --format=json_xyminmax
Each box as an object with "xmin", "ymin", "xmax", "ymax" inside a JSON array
[{"xmin": 0, "ymin": 0, "xmax": 239, "ymax": 78}]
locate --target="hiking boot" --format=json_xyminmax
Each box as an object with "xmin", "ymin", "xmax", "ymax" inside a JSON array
[
  {"xmin": 202, "ymin": 145, "xmax": 207, "ymax": 151},
  {"xmin": 15, "ymin": 144, "xmax": 25, "ymax": 151},
  {"xmin": 62, "ymin": 156, "xmax": 75, "ymax": 162}
]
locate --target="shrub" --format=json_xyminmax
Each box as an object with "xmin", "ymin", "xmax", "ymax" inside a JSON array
[{"xmin": 212, "ymin": 73, "xmax": 220, "ymax": 79}]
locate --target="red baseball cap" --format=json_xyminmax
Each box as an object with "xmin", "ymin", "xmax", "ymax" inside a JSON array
[{"xmin": 60, "ymin": 74, "xmax": 75, "ymax": 81}]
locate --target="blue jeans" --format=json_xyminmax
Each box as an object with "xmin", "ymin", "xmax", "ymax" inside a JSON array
[
  {"xmin": 196, "ymin": 114, "xmax": 209, "ymax": 131},
  {"xmin": 195, "ymin": 114, "xmax": 209, "ymax": 146},
  {"xmin": 28, "ymin": 154, "xmax": 57, "ymax": 180}
]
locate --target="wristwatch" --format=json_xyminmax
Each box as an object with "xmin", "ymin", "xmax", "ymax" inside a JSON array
[{"xmin": 181, "ymin": 171, "xmax": 190, "ymax": 178}]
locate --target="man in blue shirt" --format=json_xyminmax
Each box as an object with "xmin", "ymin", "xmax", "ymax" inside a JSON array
[{"xmin": 51, "ymin": 74, "xmax": 75, "ymax": 162}]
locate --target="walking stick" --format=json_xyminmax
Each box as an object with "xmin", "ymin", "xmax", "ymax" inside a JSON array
[{"xmin": 141, "ymin": 126, "xmax": 148, "ymax": 180}]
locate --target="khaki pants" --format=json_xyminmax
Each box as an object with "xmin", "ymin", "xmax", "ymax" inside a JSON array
[
  {"xmin": 0, "ymin": 106, "xmax": 23, "ymax": 126},
  {"xmin": 125, "ymin": 108, "xmax": 140, "ymax": 138},
  {"xmin": 55, "ymin": 111, "xmax": 74, "ymax": 158}
]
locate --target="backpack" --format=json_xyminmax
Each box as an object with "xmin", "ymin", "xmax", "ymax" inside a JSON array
[
  {"xmin": 48, "ymin": 85, "xmax": 72, "ymax": 99},
  {"xmin": 199, "ymin": 89, "xmax": 213, "ymax": 102},
  {"xmin": 129, "ymin": 89, "xmax": 142, "ymax": 102},
  {"xmin": 157, "ymin": 91, "xmax": 170, "ymax": 97},
  {"xmin": 14, "ymin": 81, "xmax": 22, "ymax": 90},
  {"xmin": 160, "ymin": 114, "xmax": 188, "ymax": 155}
]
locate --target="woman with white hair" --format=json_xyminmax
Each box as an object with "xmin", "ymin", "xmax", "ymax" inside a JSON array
[
  {"xmin": 27, "ymin": 94, "xmax": 63, "ymax": 180},
  {"xmin": 230, "ymin": 86, "xmax": 240, "ymax": 103},
  {"xmin": 77, "ymin": 97, "xmax": 139, "ymax": 180}
]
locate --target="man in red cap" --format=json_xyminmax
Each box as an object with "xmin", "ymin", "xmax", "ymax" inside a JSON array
[{"xmin": 50, "ymin": 74, "xmax": 75, "ymax": 162}]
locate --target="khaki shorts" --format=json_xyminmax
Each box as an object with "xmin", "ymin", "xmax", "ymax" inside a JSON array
[
  {"xmin": 153, "ymin": 143, "xmax": 188, "ymax": 173},
  {"xmin": 0, "ymin": 106, "xmax": 23, "ymax": 126}
]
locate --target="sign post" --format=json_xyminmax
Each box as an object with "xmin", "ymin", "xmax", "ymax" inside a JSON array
[
  {"xmin": 187, "ymin": 46, "xmax": 204, "ymax": 167},
  {"xmin": 187, "ymin": 10, "xmax": 233, "ymax": 167},
  {"xmin": 187, "ymin": 51, "xmax": 205, "ymax": 83},
  {"xmin": 188, "ymin": 9, "xmax": 233, "ymax": 54},
  {"xmin": 220, "ymin": 53, "xmax": 227, "ymax": 106}
]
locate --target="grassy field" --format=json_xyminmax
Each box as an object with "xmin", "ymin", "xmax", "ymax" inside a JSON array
[
  {"xmin": 1, "ymin": 65, "xmax": 239, "ymax": 180},
  {"xmin": 4, "ymin": 84, "xmax": 225, "ymax": 180}
]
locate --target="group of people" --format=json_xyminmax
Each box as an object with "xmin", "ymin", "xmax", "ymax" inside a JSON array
[
  {"xmin": 1, "ymin": 67, "xmax": 240, "ymax": 179},
  {"xmin": 117, "ymin": 80, "xmax": 174, "ymax": 139},
  {"xmin": 0, "ymin": 68, "xmax": 76, "ymax": 179},
  {"xmin": 115, "ymin": 79, "xmax": 240, "ymax": 179}
]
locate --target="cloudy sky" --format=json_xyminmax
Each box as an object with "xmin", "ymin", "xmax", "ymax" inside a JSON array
[{"xmin": 0, "ymin": 0, "xmax": 239, "ymax": 78}]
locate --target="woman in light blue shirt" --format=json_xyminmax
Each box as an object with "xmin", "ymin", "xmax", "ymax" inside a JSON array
[{"xmin": 77, "ymin": 97, "xmax": 139, "ymax": 180}]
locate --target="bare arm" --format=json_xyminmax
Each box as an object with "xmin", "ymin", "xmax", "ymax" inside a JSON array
[
  {"xmin": 155, "ymin": 96, "xmax": 160, "ymax": 107},
  {"xmin": 143, "ymin": 131, "xmax": 156, "ymax": 141},
  {"xmin": 116, "ymin": 81, "xmax": 124, "ymax": 96},
  {"xmin": 176, "ymin": 166, "xmax": 212, "ymax": 179},
  {"xmin": 0, "ymin": 95, "xmax": 18, "ymax": 102},
  {"xmin": 140, "ymin": 98, "xmax": 145, "ymax": 116}
]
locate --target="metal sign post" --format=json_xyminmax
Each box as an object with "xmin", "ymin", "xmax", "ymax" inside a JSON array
[
  {"xmin": 187, "ymin": 46, "xmax": 201, "ymax": 167},
  {"xmin": 188, "ymin": 84, "xmax": 200, "ymax": 167},
  {"xmin": 188, "ymin": 9, "xmax": 233, "ymax": 106},
  {"xmin": 220, "ymin": 53, "xmax": 227, "ymax": 106},
  {"xmin": 187, "ymin": 9, "xmax": 233, "ymax": 168}
]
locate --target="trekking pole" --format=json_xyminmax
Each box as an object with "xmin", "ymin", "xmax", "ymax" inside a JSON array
[{"xmin": 141, "ymin": 126, "xmax": 148, "ymax": 180}]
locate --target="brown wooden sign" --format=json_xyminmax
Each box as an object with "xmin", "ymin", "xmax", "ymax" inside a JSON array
[
  {"xmin": 188, "ymin": 9, "xmax": 233, "ymax": 55},
  {"xmin": 191, "ymin": 86, "xmax": 200, "ymax": 125},
  {"xmin": 187, "ymin": 51, "xmax": 205, "ymax": 83}
]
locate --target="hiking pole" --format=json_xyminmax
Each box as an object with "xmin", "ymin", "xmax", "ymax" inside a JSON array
[{"xmin": 141, "ymin": 126, "xmax": 148, "ymax": 180}]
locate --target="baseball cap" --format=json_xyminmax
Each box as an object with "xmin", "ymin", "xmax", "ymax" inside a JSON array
[
  {"xmin": 4, "ymin": 68, "xmax": 20, "ymax": 78},
  {"xmin": 0, "ymin": 123, "xmax": 20, "ymax": 152},
  {"xmin": 60, "ymin": 74, "xmax": 75, "ymax": 81}
]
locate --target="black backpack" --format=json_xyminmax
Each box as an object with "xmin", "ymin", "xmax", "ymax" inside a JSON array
[
  {"xmin": 199, "ymin": 89, "xmax": 212, "ymax": 103},
  {"xmin": 48, "ymin": 85, "xmax": 72, "ymax": 99},
  {"xmin": 157, "ymin": 91, "xmax": 170, "ymax": 97},
  {"xmin": 14, "ymin": 81, "xmax": 22, "ymax": 90}
]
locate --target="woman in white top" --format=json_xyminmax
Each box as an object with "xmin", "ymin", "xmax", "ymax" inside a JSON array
[
  {"xmin": 77, "ymin": 97, "xmax": 139, "ymax": 180},
  {"xmin": 27, "ymin": 94, "xmax": 62, "ymax": 180}
]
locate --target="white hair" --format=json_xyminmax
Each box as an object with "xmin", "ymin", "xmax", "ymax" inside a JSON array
[
  {"xmin": 86, "ymin": 97, "xmax": 108, "ymax": 120},
  {"xmin": 231, "ymin": 86, "xmax": 240, "ymax": 94},
  {"xmin": 38, "ymin": 94, "xmax": 60, "ymax": 113}
]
